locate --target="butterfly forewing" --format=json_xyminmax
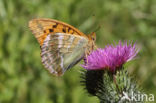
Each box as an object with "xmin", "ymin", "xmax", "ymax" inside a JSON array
[
  {"xmin": 29, "ymin": 18, "xmax": 88, "ymax": 46},
  {"xmin": 41, "ymin": 33, "xmax": 88, "ymax": 76}
]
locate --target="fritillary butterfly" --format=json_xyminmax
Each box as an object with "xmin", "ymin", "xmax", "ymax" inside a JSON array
[{"xmin": 29, "ymin": 18, "xmax": 96, "ymax": 76}]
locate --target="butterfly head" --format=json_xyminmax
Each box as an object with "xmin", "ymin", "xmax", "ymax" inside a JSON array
[
  {"xmin": 87, "ymin": 32, "xmax": 96, "ymax": 51},
  {"xmin": 88, "ymin": 32, "xmax": 96, "ymax": 42}
]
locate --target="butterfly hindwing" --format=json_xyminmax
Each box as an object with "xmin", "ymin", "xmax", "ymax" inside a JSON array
[
  {"xmin": 41, "ymin": 33, "xmax": 89, "ymax": 76},
  {"xmin": 29, "ymin": 18, "xmax": 88, "ymax": 46}
]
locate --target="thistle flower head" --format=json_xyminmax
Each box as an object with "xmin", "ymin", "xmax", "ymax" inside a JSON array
[{"xmin": 82, "ymin": 41, "xmax": 139, "ymax": 72}]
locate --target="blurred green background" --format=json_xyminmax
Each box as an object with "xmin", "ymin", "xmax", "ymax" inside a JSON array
[{"xmin": 0, "ymin": 0, "xmax": 156, "ymax": 103}]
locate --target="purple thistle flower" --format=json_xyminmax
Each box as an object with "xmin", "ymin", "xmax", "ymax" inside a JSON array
[{"xmin": 82, "ymin": 41, "xmax": 139, "ymax": 72}]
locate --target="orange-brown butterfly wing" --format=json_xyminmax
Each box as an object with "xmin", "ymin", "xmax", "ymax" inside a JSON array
[{"xmin": 28, "ymin": 18, "xmax": 88, "ymax": 46}]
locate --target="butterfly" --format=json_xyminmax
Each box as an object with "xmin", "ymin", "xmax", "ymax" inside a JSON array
[{"xmin": 29, "ymin": 18, "xmax": 96, "ymax": 76}]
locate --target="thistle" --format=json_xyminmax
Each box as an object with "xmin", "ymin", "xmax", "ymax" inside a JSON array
[
  {"xmin": 80, "ymin": 41, "xmax": 144, "ymax": 103},
  {"xmin": 82, "ymin": 41, "xmax": 138, "ymax": 72}
]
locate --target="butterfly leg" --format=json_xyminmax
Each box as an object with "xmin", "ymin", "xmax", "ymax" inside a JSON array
[
  {"xmin": 93, "ymin": 42, "xmax": 98, "ymax": 50},
  {"xmin": 94, "ymin": 45, "xmax": 98, "ymax": 50},
  {"xmin": 84, "ymin": 50, "xmax": 90, "ymax": 64},
  {"xmin": 85, "ymin": 53, "xmax": 88, "ymax": 64}
]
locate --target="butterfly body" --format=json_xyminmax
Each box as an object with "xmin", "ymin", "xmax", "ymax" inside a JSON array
[{"xmin": 29, "ymin": 18, "xmax": 96, "ymax": 76}]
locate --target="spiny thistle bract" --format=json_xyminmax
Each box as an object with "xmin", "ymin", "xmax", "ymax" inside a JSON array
[{"xmin": 80, "ymin": 68, "xmax": 143, "ymax": 103}]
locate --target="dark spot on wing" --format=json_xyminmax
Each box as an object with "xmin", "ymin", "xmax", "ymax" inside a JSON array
[
  {"xmin": 49, "ymin": 29, "xmax": 53, "ymax": 32},
  {"xmin": 68, "ymin": 28, "xmax": 71, "ymax": 32},
  {"xmin": 53, "ymin": 23, "xmax": 58, "ymax": 28},
  {"xmin": 62, "ymin": 28, "xmax": 66, "ymax": 33}
]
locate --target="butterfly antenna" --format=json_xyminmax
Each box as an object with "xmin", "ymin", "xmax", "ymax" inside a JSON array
[{"xmin": 94, "ymin": 25, "xmax": 101, "ymax": 33}]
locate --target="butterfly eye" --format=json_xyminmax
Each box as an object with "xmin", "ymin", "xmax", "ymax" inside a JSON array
[
  {"xmin": 92, "ymin": 36, "xmax": 96, "ymax": 41},
  {"xmin": 90, "ymin": 32, "xmax": 96, "ymax": 41}
]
